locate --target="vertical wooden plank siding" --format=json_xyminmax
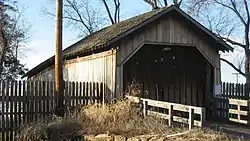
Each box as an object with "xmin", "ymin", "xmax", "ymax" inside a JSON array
[
  {"xmin": 46, "ymin": 81, "xmax": 50, "ymax": 117},
  {"xmin": 83, "ymin": 82, "xmax": 86, "ymax": 105},
  {"xmin": 96, "ymin": 82, "xmax": 99, "ymax": 103},
  {"xmin": 9, "ymin": 81, "xmax": 14, "ymax": 141},
  {"xmin": 100, "ymin": 83, "xmax": 104, "ymax": 105},
  {"xmin": 13, "ymin": 81, "xmax": 18, "ymax": 138},
  {"xmin": 5, "ymin": 81, "xmax": 10, "ymax": 141},
  {"xmin": 34, "ymin": 81, "xmax": 38, "ymax": 122},
  {"xmin": 1, "ymin": 81, "xmax": 5, "ymax": 141},
  {"xmin": 79, "ymin": 82, "xmax": 82, "ymax": 105},
  {"xmin": 22, "ymin": 81, "xmax": 27, "ymax": 125},
  {"xmin": 41, "ymin": 81, "xmax": 46, "ymax": 121},
  {"xmin": 75, "ymin": 82, "xmax": 78, "ymax": 106},
  {"xmin": 18, "ymin": 81, "xmax": 22, "ymax": 131}
]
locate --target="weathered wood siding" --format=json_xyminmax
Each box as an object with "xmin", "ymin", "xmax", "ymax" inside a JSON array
[
  {"xmin": 31, "ymin": 50, "xmax": 116, "ymax": 99},
  {"xmin": 116, "ymin": 15, "xmax": 221, "ymax": 95}
]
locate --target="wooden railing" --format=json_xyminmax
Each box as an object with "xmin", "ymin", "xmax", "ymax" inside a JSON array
[
  {"xmin": 214, "ymin": 98, "xmax": 250, "ymax": 125},
  {"xmin": 126, "ymin": 96, "xmax": 206, "ymax": 130}
]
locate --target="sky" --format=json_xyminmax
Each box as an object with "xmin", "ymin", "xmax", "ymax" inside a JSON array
[{"xmin": 18, "ymin": 0, "xmax": 245, "ymax": 83}]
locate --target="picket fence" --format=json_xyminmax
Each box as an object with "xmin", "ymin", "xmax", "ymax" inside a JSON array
[
  {"xmin": 213, "ymin": 82, "xmax": 250, "ymax": 125},
  {"xmin": 0, "ymin": 80, "xmax": 104, "ymax": 141},
  {"xmin": 220, "ymin": 82, "xmax": 250, "ymax": 99}
]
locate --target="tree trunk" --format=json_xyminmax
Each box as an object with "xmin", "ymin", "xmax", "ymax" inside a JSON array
[
  {"xmin": 245, "ymin": 50, "xmax": 250, "ymax": 98},
  {"xmin": 245, "ymin": 52, "xmax": 250, "ymax": 82}
]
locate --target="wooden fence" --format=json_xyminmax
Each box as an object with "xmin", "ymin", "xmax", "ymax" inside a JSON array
[
  {"xmin": 126, "ymin": 96, "xmax": 206, "ymax": 130},
  {"xmin": 0, "ymin": 80, "xmax": 104, "ymax": 141},
  {"xmin": 213, "ymin": 98, "xmax": 250, "ymax": 125},
  {"xmin": 220, "ymin": 82, "xmax": 250, "ymax": 99}
]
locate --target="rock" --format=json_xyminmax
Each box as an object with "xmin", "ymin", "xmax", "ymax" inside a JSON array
[
  {"xmin": 84, "ymin": 135, "xmax": 96, "ymax": 141},
  {"xmin": 136, "ymin": 135, "xmax": 155, "ymax": 141},
  {"xmin": 114, "ymin": 135, "xmax": 127, "ymax": 141},
  {"xmin": 127, "ymin": 137, "xmax": 140, "ymax": 141},
  {"xmin": 149, "ymin": 136, "xmax": 165, "ymax": 141},
  {"xmin": 46, "ymin": 122, "xmax": 80, "ymax": 141},
  {"xmin": 46, "ymin": 123, "xmax": 64, "ymax": 141},
  {"xmin": 95, "ymin": 134, "xmax": 113, "ymax": 141}
]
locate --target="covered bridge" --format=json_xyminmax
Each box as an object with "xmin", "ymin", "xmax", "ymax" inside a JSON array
[{"xmin": 23, "ymin": 6, "xmax": 233, "ymax": 117}]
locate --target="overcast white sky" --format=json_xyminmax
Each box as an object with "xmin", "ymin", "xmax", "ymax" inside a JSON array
[{"xmin": 19, "ymin": 0, "xmax": 245, "ymax": 83}]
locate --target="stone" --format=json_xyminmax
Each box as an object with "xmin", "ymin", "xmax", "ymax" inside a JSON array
[
  {"xmin": 95, "ymin": 134, "xmax": 113, "ymax": 141},
  {"xmin": 149, "ymin": 136, "xmax": 163, "ymax": 141},
  {"xmin": 127, "ymin": 137, "xmax": 140, "ymax": 141},
  {"xmin": 84, "ymin": 135, "xmax": 96, "ymax": 141},
  {"xmin": 114, "ymin": 135, "xmax": 127, "ymax": 141},
  {"xmin": 95, "ymin": 134, "xmax": 110, "ymax": 138},
  {"xmin": 136, "ymin": 135, "xmax": 154, "ymax": 141},
  {"xmin": 46, "ymin": 123, "xmax": 64, "ymax": 141}
]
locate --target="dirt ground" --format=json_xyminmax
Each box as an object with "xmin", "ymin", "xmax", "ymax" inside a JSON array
[{"xmin": 207, "ymin": 121, "xmax": 250, "ymax": 140}]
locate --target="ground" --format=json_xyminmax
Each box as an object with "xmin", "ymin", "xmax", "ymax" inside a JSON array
[{"xmin": 208, "ymin": 121, "xmax": 250, "ymax": 140}]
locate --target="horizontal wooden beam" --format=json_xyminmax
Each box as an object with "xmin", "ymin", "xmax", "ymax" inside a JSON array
[
  {"xmin": 147, "ymin": 111, "xmax": 202, "ymax": 127},
  {"xmin": 229, "ymin": 118, "xmax": 249, "ymax": 125},
  {"xmin": 229, "ymin": 109, "xmax": 248, "ymax": 116},
  {"xmin": 229, "ymin": 99, "xmax": 249, "ymax": 107},
  {"xmin": 126, "ymin": 95, "xmax": 204, "ymax": 113}
]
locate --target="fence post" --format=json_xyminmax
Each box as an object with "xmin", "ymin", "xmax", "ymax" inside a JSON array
[
  {"xmin": 168, "ymin": 104, "xmax": 173, "ymax": 127},
  {"xmin": 248, "ymin": 100, "xmax": 250, "ymax": 125},
  {"xmin": 143, "ymin": 100, "xmax": 148, "ymax": 117},
  {"xmin": 201, "ymin": 107, "xmax": 206, "ymax": 128},
  {"xmin": 189, "ymin": 108, "xmax": 194, "ymax": 130},
  {"xmin": 237, "ymin": 101, "xmax": 241, "ymax": 122}
]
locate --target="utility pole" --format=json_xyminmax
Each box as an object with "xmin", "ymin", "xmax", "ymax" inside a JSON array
[{"xmin": 55, "ymin": 0, "xmax": 64, "ymax": 117}]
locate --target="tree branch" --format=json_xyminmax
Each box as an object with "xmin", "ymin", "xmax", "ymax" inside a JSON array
[
  {"xmin": 214, "ymin": 0, "xmax": 247, "ymax": 26},
  {"xmin": 221, "ymin": 58, "xmax": 245, "ymax": 77},
  {"xmin": 102, "ymin": 0, "xmax": 115, "ymax": 24},
  {"xmin": 65, "ymin": 0, "xmax": 92, "ymax": 34},
  {"xmin": 219, "ymin": 36, "xmax": 245, "ymax": 48},
  {"xmin": 244, "ymin": 0, "xmax": 250, "ymax": 22}
]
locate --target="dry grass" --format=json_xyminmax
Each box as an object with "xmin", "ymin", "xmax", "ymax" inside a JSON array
[
  {"xmin": 16, "ymin": 98, "xmax": 234, "ymax": 141},
  {"xmin": 63, "ymin": 99, "xmax": 181, "ymax": 137},
  {"xmin": 166, "ymin": 129, "xmax": 233, "ymax": 141}
]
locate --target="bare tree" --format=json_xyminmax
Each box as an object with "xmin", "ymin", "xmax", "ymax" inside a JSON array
[
  {"xmin": 185, "ymin": 0, "xmax": 250, "ymax": 84},
  {"xmin": 101, "ymin": 0, "xmax": 120, "ymax": 24},
  {"xmin": 142, "ymin": 0, "xmax": 183, "ymax": 9},
  {"xmin": 43, "ymin": 0, "xmax": 120, "ymax": 37},
  {"xmin": 43, "ymin": 0, "xmax": 105, "ymax": 37},
  {"xmin": 0, "ymin": 0, "xmax": 30, "ymax": 80}
]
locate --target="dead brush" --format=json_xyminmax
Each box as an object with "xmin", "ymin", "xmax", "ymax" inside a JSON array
[
  {"xmin": 65, "ymin": 98, "xmax": 178, "ymax": 137},
  {"xmin": 168, "ymin": 129, "xmax": 233, "ymax": 141},
  {"xmin": 16, "ymin": 122, "xmax": 48, "ymax": 141}
]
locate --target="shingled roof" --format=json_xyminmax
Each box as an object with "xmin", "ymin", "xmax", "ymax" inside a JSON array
[
  {"xmin": 24, "ymin": 5, "xmax": 233, "ymax": 78},
  {"xmin": 63, "ymin": 7, "xmax": 166, "ymax": 56}
]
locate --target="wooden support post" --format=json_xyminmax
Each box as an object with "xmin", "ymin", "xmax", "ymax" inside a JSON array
[
  {"xmin": 168, "ymin": 104, "xmax": 173, "ymax": 127},
  {"xmin": 143, "ymin": 100, "xmax": 148, "ymax": 117},
  {"xmin": 201, "ymin": 107, "xmax": 206, "ymax": 128},
  {"xmin": 54, "ymin": 0, "xmax": 64, "ymax": 117},
  {"xmin": 248, "ymin": 101, "xmax": 250, "ymax": 125},
  {"xmin": 189, "ymin": 108, "xmax": 194, "ymax": 130},
  {"xmin": 237, "ymin": 101, "xmax": 240, "ymax": 122}
]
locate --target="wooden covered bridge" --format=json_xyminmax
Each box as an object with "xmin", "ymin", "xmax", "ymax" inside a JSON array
[
  {"xmin": 22, "ymin": 4, "xmax": 250, "ymax": 127},
  {"xmin": 24, "ymin": 6, "xmax": 233, "ymax": 120}
]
